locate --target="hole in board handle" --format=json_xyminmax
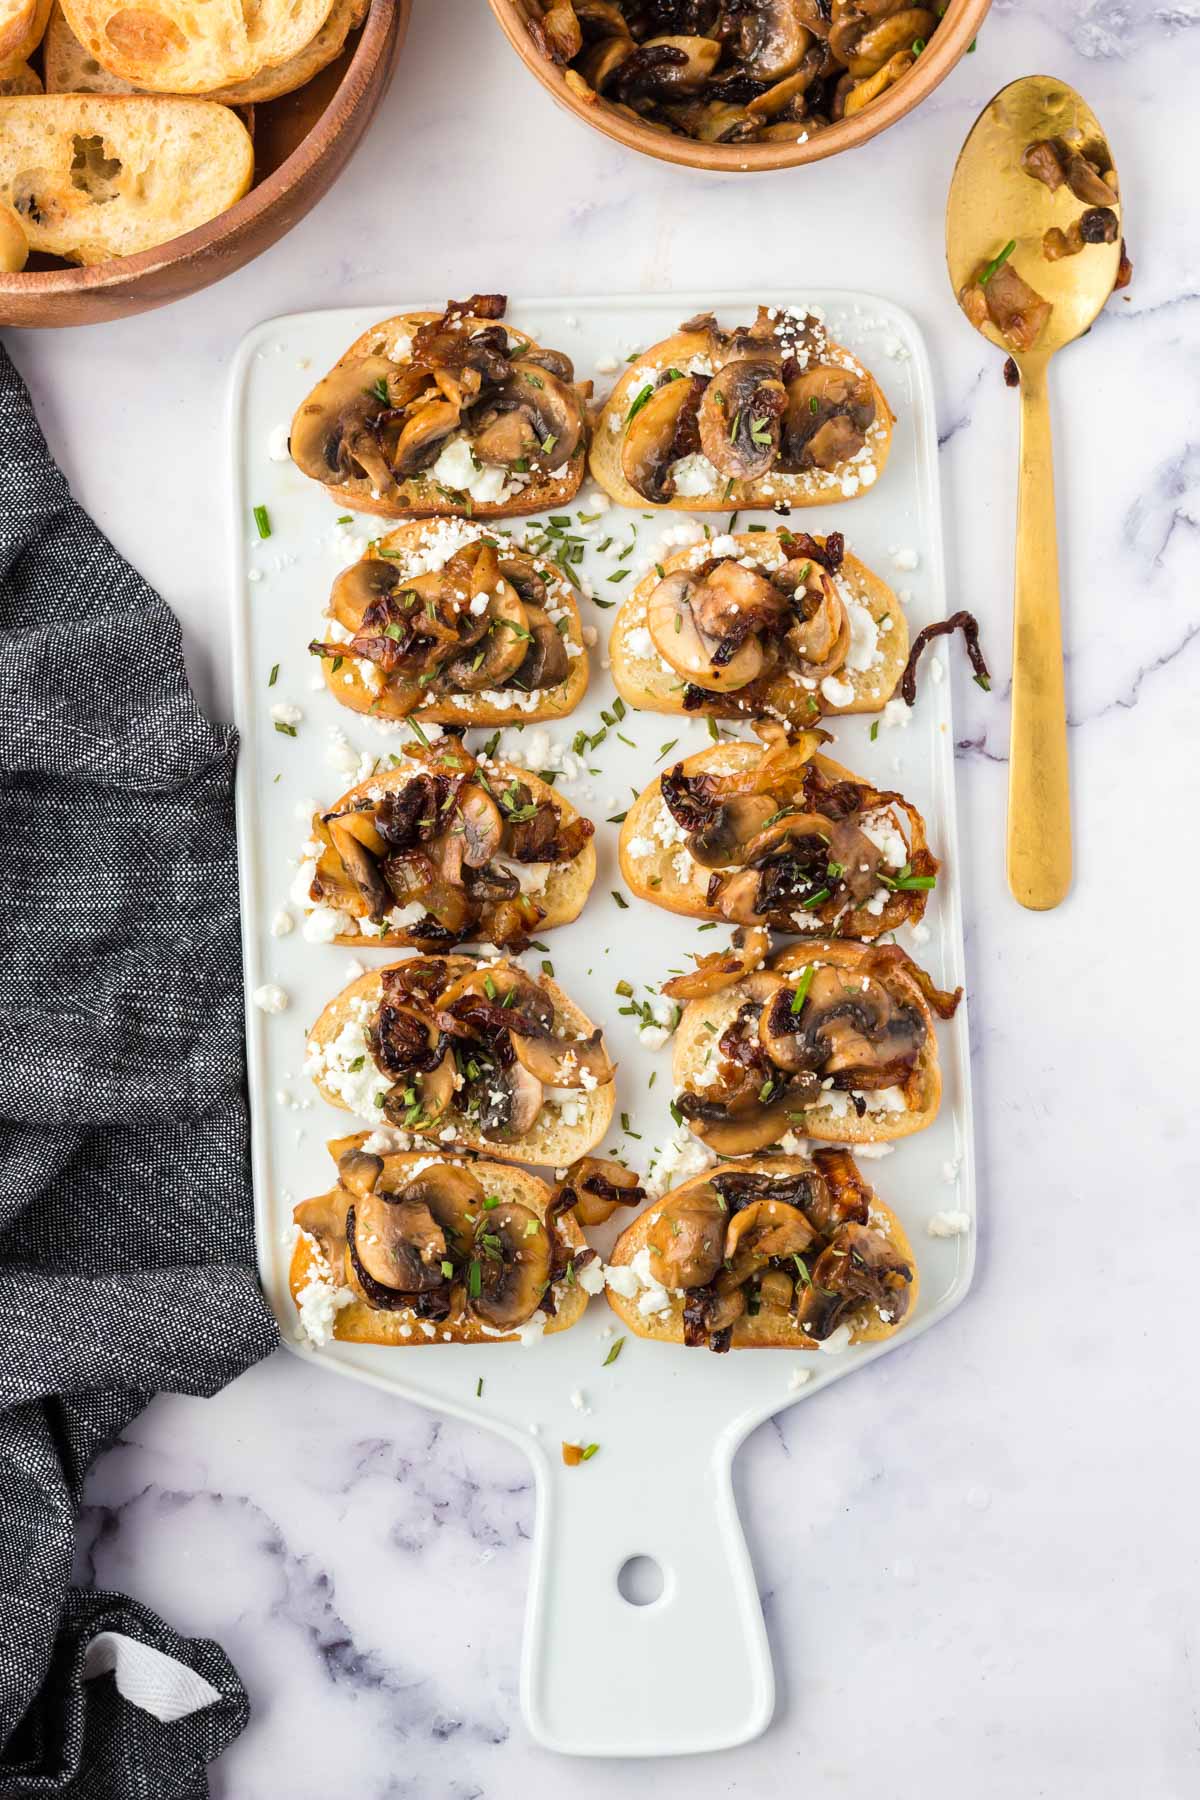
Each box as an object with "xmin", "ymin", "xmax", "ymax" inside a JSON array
[{"xmin": 617, "ymin": 1555, "xmax": 665, "ymax": 1607}]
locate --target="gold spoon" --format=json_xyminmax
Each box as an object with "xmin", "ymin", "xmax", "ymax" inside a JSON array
[{"xmin": 946, "ymin": 76, "xmax": 1123, "ymax": 911}]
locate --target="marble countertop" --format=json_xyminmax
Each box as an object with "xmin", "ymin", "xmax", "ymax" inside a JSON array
[{"xmin": 8, "ymin": 2, "xmax": 1199, "ymax": 1793}]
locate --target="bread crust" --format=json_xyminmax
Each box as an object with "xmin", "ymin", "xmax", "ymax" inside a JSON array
[
  {"xmin": 0, "ymin": 0, "xmax": 49, "ymax": 66},
  {"xmin": 306, "ymin": 958, "xmax": 617, "ymax": 1164},
  {"xmin": 290, "ymin": 1141, "xmax": 591, "ymax": 1346},
  {"xmin": 44, "ymin": 0, "xmax": 364, "ymax": 102},
  {"xmin": 608, "ymin": 531, "xmax": 907, "ymax": 722},
  {"xmin": 294, "ymin": 314, "xmax": 588, "ymax": 521},
  {"xmin": 605, "ymin": 1155, "xmax": 918, "ymax": 1349},
  {"xmin": 588, "ymin": 322, "xmax": 893, "ymax": 512},
  {"xmin": 618, "ymin": 742, "xmax": 931, "ymax": 939},
  {"xmin": 671, "ymin": 939, "xmax": 943, "ymax": 1144},
  {"xmin": 60, "ymin": 0, "xmax": 334, "ymax": 91},
  {"xmin": 0, "ymin": 94, "xmax": 253, "ymax": 264},
  {"xmin": 303, "ymin": 760, "xmax": 597, "ymax": 948},
  {"xmin": 315, "ymin": 519, "xmax": 589, "ymax": 726}
]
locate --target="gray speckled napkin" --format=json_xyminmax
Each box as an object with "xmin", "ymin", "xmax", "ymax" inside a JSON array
[{"xmin": 0, "ymin": 342, "xmax": 278, "ymax": 1798}]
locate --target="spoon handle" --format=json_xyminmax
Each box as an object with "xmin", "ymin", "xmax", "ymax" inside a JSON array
[{"xmin": 1007, "ymin": 356, "xmax": 1071, "ymax": 910}]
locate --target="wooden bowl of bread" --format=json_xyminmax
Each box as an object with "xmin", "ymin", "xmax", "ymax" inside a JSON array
[
  {"xmin": 486, "ymin": 0, "xmax": 991, "ymax": 173},
  {"xmin": 0, "ymin": 0, "xmax": 409, "ymax": 325}
]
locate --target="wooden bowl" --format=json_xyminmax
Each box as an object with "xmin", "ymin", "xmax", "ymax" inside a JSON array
[
  {"xmin": 0, "ymin": 0, "xmax": 410, "ymax": 328},
  {"xmin": 487, "ymin": 0, "xmax": 991, "ymax": 173}
]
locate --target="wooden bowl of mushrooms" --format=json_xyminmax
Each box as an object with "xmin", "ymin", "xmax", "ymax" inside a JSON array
[
  {"xmin": 487, "ymin": 0, "xmax": 991, "ymax": 171},
  {"xmin": 0, "ymin": 0, "xmax": 409, "ymax": 327}
]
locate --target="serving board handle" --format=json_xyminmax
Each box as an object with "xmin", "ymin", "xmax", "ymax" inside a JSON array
[{"xmin": 520, "ymin": 1424, "xmax": 773, "ymax": 1756}]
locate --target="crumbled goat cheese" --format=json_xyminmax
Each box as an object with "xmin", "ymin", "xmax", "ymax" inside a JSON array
[
  {"xmin": 670, "ymin": 452, "xmax": 720, "ymax": 497},
  {"xmin": 788, "ymin": 1367, "xmax": 813, "ymax": 1390},
  {"xmin": 843, "ymin": 597, "xmax": 880, "ymax": 673},
  {"xmin": 270, "ymin": 701, "xmax": 303, "ymax": 727},
  {"xmin": 577, "ymin": 1259, "xmax": 606, "ymax": 1296},
  {"xmin": 861, "ymin": 814, "xmax": 909, "ymax": 870},
  {"xmin": 252, "ymin": 983, "xmax": 289, "ymax": 1014},
  {"xmin": 302, "ymin": 904, "xmax": 354, "ymax": 944},
  {"xmin": 294, "ymin": 1235, "xmax": 353, "ymax": 1347},
  {"xmin": 879, "ymin": 697, "xmax": 911, "ymax": 731},
  {"xmin": 271, "ymin": 909, "xmax": 294, "ymax": 938},
  {"xmin": 627, "ymin": 1246, "xmax": 674, "ymax": 1316},
  {"xmin": 494, "ymin": 857, "xmax": 553, "ymax": 896},
  {"xmin": 891, "ymin": 546, "xmax": 920, "ymax": 571},
  {"xmin": 625, "ymin": 626, "xmax": 654, "ymax": 660},
  {"xmin": 818, "ymin": 1323, "xmax": 854, "ymax": 1355},
  {"xmin": 927, "ymin": 1210, "xmax": 971, "ymax": 1238},
  {"xmin": 820, "ymin": 675, "xmax": 856, "ymax": 708},
  {"xmin": 267, "ymin": 423, "xmax": 291, "ymax": 462},
  {"xmin": 429, "ymin": 436, "xmax": 513, "ymax": 505},
  {"xmin": 646, "ymin": 1125, "xmax": 715, "ymax": 1199}
]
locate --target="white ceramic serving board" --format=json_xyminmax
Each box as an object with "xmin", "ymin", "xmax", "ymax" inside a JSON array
[{"xmin": 230, "ymin": 293, "xmax": 975, "ymax": 1759}]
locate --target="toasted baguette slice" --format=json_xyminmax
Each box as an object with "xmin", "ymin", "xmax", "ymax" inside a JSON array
[
  {"xmin": 59, "ymin": 0, "xmax": 333, "ymax": 92},
  {"xmin": 314, "ymin": 520, "xmax": 589, "ymax": 726},
  {"xmin": 298, "ymin": 760, "xmax": 597, "ymax": 949},
  {"xmin": 606, "ymin": 1155, "xmax": 918, "ymax": 1350},
  {"xmin": 305, "ymin": 959, "xmax": 617, "ymax": 1165},
  {"xmin": 291, "ymin": 1140, "xmax": 593, "ymax": 1347},
  {"xmin": 44, "ymin": 0, "xmax": 363, "ymax": 103},
  {"xmin": 619, "ymin": 742, "xmax": 933, "ymax": 940},
  {"xmin": 672, "ymin": 940, "xmax": 949, "ymax": 1145},
  {"xmin": 609, "ymin": 531, "xmax": 906, "ymax": 724},
  {"xmin": 0, "ymin": 58, "xmax": 41, "ymax": 91},
  {"xmin": 0, "ymin": 0, "xmax": 49, "ymax": 65},
  {"xmin": 611, "ymin": 1152, "xmax": 921, "ymax": 1353},
  {"xmin": 0, "ymin": 95, "xmax": 252, "ymax": 263},
  {"xmin": 290, "ymin": 311, "xmax": 589, "ymax": 521},
  {"xmin": 0, "ymin": 197, "xmax": 27, "ymax": 269},
  {"xmin": 589, "ymin": 312, "xmax": 893, "ymax": 512}
]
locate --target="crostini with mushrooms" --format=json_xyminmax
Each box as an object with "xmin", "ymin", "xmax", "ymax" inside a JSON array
[
  {"xmin": 290, "ymin": 1135, "xmax": 598, "ymax": 1347},
  {"xmin": 590, "ymin": 306, "xmax": 892, "ymax": 511},
  {"xmin": 294, "ymin": 739, "xmax": 597, "ymax": 951},
  {"xmin": 290, "ymin": 296, "xmax": 591, "ymax": 520},
  {"xmin": 619, "ymin": 729, "xmax": 935, "ymax": 938},
  {"xmin": 305, "ymin": 955, "xmax": 616, "ymax": 1163},
  {"xmin": 670, "ymin": 939, "xmax": 961, "ymax": 1152},
  {"xmin": 609, "ymin": 528, "xmax": 906, "ymax": 725},
  {"xmin": 309, "ymin": 521, "xmax": 588, "ymax": 725},
  {"xmin": 606, "ymin": 1151, "xmax": 917, "ymax": 1354}
]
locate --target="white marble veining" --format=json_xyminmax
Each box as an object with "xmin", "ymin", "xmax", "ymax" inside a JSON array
[{"xmin": 9, "ymin": 0, "xmax": 1200, "ymax": 1791}]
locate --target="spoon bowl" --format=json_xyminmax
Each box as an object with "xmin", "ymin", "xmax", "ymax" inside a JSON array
[
  {"xmin": 945, "ymin": 75, "xmax": 1124, "ymax": 911},
  {"xmin": 947, "ymin": 75, "xmax": 1122, "ymax": 359}
]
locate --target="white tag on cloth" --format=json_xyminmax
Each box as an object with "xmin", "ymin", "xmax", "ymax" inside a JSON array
[{"xmin": 82, "ymin": 1632, "xmax": 222, "ymax": 1724}]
